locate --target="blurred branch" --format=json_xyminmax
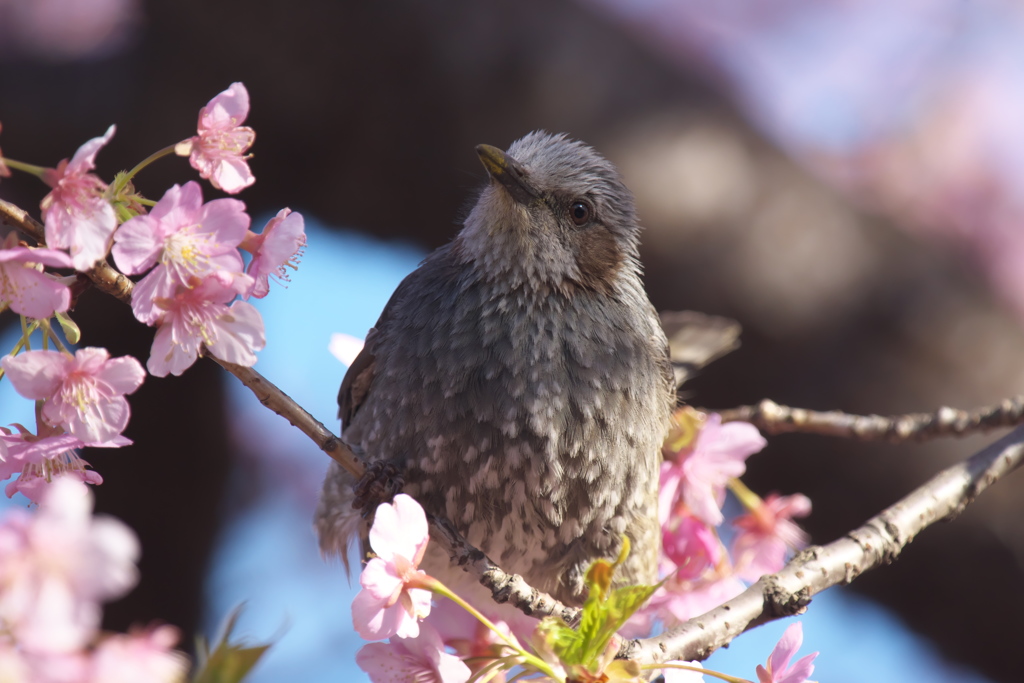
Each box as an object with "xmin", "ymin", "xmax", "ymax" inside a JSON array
[
  {"xmin": 0, "ymin": 195, "xmax": 580, "ymax": 626},
  {"xmin": 713, "ymin": 397, "xmax": 1024, "ymax": 441},
  {"xmin": 623, "ymin": 424, "xmax": 1024, "ymax": 664}
]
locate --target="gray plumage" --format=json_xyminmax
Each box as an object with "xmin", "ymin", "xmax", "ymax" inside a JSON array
[{"xmin": 315, "ymin": 131, "xmax": 675, "ymax": 606}]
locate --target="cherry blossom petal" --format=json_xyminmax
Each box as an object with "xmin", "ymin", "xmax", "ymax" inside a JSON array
[
  {"xmin": 88, "ymin": 625, "xmax": 189, "ymax": 683},
  {"xmin": 205, "ymin": 300, "xmax": 265, "ymax": 366},
  {"xmin": 357, "ymin": 623, "xmax": 471, "ymax": 683},
  {"xmin": 360, "ymin": 557, "xmax": 404, "ymax": 601},
  {"xmin": 245, "ymin": 208, "xmax": 306, "ymax": 299},
  {"xmin": 147, "ymin": 321, "xmax": 200, "ymax": 378},
  {"xmin": 1, "ymin": 350, "xmax": 67, "ymax": 398},
  {"xmin": 756, "ymin": 622, "xmax": 818, "ymax": 683},
  {"xmin": 352, "ymin": 586, "xmax": 411, "ymax": 641},
  {"xmin": 92, "ymin": 355, "xmax": 147, "ymax": 395},
  {"xmin": 41, "ymin": 125, "xmax": 118, "ymax": 272},
  {"xmin": 369, "ymin": 494, "xmax": 429, "ymax": 565}
]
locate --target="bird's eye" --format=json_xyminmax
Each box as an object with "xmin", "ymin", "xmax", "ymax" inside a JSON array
[{"xmin": 569, "ymin": 201, "xmax": 592, "ymax": 226}]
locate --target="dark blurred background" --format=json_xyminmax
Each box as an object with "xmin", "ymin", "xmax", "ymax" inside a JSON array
[{"xmin": 2, "ymin": 1, "xmax": 1024, "ymax": 681}]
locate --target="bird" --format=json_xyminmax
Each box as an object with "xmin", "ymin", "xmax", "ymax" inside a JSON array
[{"xmin": 315, "ymin": 131, "xmax": 676, "ymax": 608}]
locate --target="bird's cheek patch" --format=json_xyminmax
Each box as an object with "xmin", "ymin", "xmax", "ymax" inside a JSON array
[{"xmin": 573, "ymin": 226, "xmax": 624, "ymax": 292}]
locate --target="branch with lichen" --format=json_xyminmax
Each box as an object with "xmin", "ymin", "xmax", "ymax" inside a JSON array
[
  {"xmin": 623, "ymin": 424, "xmax": 1024, "ymax": 663},
  {"xmin": 712, "ymin": 397, "xmax": 1024, "ymax": 441}
]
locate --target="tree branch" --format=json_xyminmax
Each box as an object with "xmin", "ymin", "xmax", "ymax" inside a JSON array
[
  {"xmin": 0, "ymin": 195, "xmax": 581, "ymax": 625},
  {"xmin": 622, "ymin": 424, "xmax": 1024, "ymax": 663},
  {"xmin": 712, "ymin": 397, "xmax": 1024, "ymax": 441}
]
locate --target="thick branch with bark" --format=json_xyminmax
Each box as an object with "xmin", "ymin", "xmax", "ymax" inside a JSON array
[
  {"xmin": 714, "ymin": 396, "xmax": 1024, "ymax": 441},
  {"xmin": 622, "ymin": 424, "xmax": 1024, "ymax": 663}
]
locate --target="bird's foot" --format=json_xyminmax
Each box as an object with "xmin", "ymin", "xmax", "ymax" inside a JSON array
[{"xmin": 352, "ymin": 460, "xmax": 405, "ymax": 517}]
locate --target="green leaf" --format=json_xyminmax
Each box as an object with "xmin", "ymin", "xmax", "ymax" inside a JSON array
[
  {"xmin": 191, "ymin": 605, "xmax": 275, "ymax": 683},
  {"xmin": 547, "ymin": 538, "xmax": 660, "ymax": 671},
  {"xmin": 54, "ymin": 312, "xmax": 81, "ymax": 345}
]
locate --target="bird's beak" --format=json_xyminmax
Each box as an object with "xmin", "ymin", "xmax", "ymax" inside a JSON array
[{"xmin": 475, "ymin": 144, "xmax": 541, "ymax": 205}]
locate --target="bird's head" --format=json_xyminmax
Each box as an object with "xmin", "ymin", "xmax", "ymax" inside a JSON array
[{"xmin": 459, "ymin": 131, "xmax": 641, "ymax": 294}]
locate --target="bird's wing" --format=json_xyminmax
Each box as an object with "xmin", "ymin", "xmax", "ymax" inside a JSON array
[
  {"xmin": 337, "ymin": 327, "xmax": 379, "ymax": 431},
  {"xmin": 659, "ymin": 310, "xmax": 741, "ymax": 390},
  {"xmin": 337, "ymin": 242, "xmax": 461, "ymax": 430}
]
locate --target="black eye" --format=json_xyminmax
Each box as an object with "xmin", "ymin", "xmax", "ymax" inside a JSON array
[{"xmin": 569, "ymin": 200, "xmax": 591, "ymax": 226}]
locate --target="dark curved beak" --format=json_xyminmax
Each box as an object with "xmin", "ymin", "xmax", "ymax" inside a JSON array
[{"xmin": 475, "ymin": 144, "xmax": 541, "ymax": 205}]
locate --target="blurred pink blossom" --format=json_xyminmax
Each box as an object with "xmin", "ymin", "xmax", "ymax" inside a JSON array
[
  {"xmin": 660, "ymin": 414, "xmax": 766, "ymax": 526},
  {"xmin": 0, "ymin": 231, "xmax": 73, "ymax": 318},
  {"xmin": 112, "ymin": 181, "xmax": 250, "ymax": 324},
  {"xmin": 87, "ymin": 625, "xmax": 188, "ymax": 683},
  {"xmin": 425, "ymin": 598, "xmax": 526, "ymax": 682},
  {"xmin": 621, "ymin": 571, "xmax": 746, "ymax": 637},
  {"xmin": 756, "ymin": 622, "xmax": 818, "ymax": 683},
  {"xmin": 1, "ymin": 348, "xmax": 144, "ymax": 445},
  {"xmin": 352, "ymin": 493, "xmax": 433, "ymax": 641},
  {"xmin": 661, "ymin": 513, "xmax": 721, "ymax": 581},
  {"xmin": 175, "ymin": 83, "xmax": 256, "ymax": 194},
  {"xmin": 146, "ymin": 276, "xmax": 264, "ymax": 377},
  {"xmin": 0, "ymin": 642, "xmax": 29, "ymax": 681},
  {"xmin": 356, "ymin": 621, "xmax": 470, "ymax": 683},
  {"xmin": 40, "ymin": 125, "xmax": 118, "ymax": 272},
  {"xmin": 242, "ymin": 208, "xmax": 306, "ymax": 299},
  {"xmin": 0, "ymin": 0, "xmax": 140, "ymax": 61},
  {"xmin": 732, "ymin": 493, "xmax": 811, "ymax": 582},
  {"xmin": 0, "ymin": 478, "xmax": 139, "ymax": 654}
]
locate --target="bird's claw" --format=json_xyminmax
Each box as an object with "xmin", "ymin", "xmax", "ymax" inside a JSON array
[{"xmin": 352, "ymin": 461, "xmax": 405, "ymax": 517}]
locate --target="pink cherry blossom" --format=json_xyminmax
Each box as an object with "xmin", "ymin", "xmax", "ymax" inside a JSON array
[
  {"xmin": 174, "ymin": 82, "xmax": 256, "ymax": 194},
  {"xmin": 732, "ymin": 493, "xmax": 812, "ymax": 582},
  {"xmin": 1, "ymin": 348, "xmax": 144, "ymax": 445},
  {"xmin": 0, "ymin": 431, "xmax": 117, "ymax": 503},
  {"xmin": 661, "ymin": 513, "xmax": 721, "ymax": 581},
  {"xmin": 756, "ymin": 623, "xmax": 818, "ymax": 683},
  {"xmin": 352, "ymin": 493, "xmax": 433, "ymax": 640},
  {"xmin": 111, "ymin": 181, "xmax": 250, "ymax": 324},
  {"xmin": 146, "ymin": 276, "xmax": 264, "ymax": 377},
  {"xmin": 425, "ymin": 598, "xmax": 527, "ymax": 682},
  {"xmin": 660, "ymin": 414, "xmax": 766, "ymax": 527},
  {"xmin": 40, "ymin": 125, "xmax": 118, "ymax": 271},
  {"xmin": 356, "ymin": 621, "xmax": 470, "ymax": 683},
  {"xmin": 87, "ymin": 625, "xmax": 189, "ymax": 683},
  {"xmin": 242, "ymin": 208, "xmax": 306, "ymax": 298},
  {"xmin": 0, "ymin": 231, "xmax": 74, "ymax": 318},
  {"xmin": 0, "ymin": 641, "xmax": 29, "ymax": 681},
  {"xmin": 0, "ymin": 477, "xmax": 140, "ymax": 654},
  {"xmin": 625, "ymin": 570, "xmax": 746, "ymax": 636}
]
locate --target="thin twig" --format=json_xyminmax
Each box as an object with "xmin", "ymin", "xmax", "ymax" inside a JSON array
[
  {"xmin": 622, "ymin": 424, "xmax": 1024, "ymax": 663},
  {"xmin": 0, "ymin": 195, "xmax": 581, "ymax": 625},
  {"xmin": 712, "ymin": 397, "xmax": 1024, "ymax": 441}
]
